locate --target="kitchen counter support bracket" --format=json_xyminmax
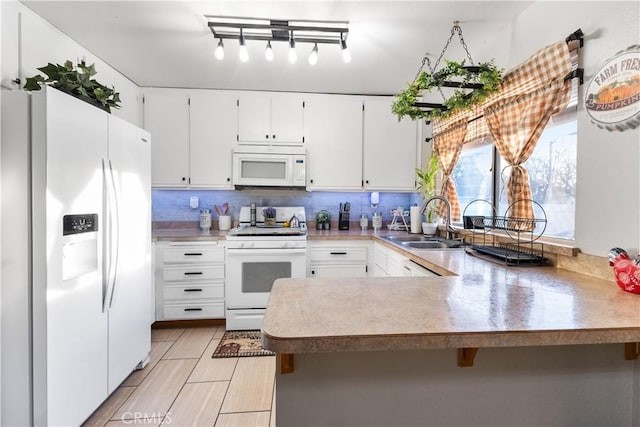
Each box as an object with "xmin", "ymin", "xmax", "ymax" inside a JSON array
[
  {"xmin": 457, "ymin": 347, "xmax": 478, "ymax": 367},
  {"xmin": 624, "ymin": 342, "xmax": 640, "ymax": 360},
  {"xmin": 279, "ymin": 353, "xmax": 295, "ymax": 374}
]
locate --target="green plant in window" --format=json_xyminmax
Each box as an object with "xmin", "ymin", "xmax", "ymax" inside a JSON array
[
  {"xmin": 392, "ymin": 60, "xmax": 503, "ymax": 121},
  {"xmin": 415, "ymin": 153, "xmax": 439, "ymax": 222}
]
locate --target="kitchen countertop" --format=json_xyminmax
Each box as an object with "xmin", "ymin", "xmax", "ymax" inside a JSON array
[
  {"xmin": 262, "ymin": 246, "xmax": 640, "ymax": 354},
  {"xmin": 153, "ymin": 228, "xmax": 228, "ymax": 241}
]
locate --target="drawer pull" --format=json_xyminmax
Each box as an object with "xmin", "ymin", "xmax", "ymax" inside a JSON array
[
  {"xmin": 184, "ymin": 308, "xmax": 203, "ymax": 312},
  {"xmin": 183, "ymin": 288, "xmax": 203, "ymax": 292},
  {"xmin": 184, "ymin": 252, "xmax": 203, "ymax": 256},
  {"xmin": 330, "ymin": 252, "xmax": 348, "ymax": 255},
  {"xmin": 184, "ymin": 272, "xmax": 203, "ymax": 276}
]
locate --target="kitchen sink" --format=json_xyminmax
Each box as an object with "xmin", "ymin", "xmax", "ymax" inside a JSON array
[
  {"xmin": 382, "ymin": 235, "xmax": 464, "ymax": 249},
  {"xmin": 382, "ymin": 235, "xmax": 433, "ymax": 242},
  {"xmin": 402, "ymin": 241, "xmax": 450, "ymax": 249}
]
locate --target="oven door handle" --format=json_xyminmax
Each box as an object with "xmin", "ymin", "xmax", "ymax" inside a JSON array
[{"xmin": 226, "ymin": 248, "xmax": 307, "ymax": 256}]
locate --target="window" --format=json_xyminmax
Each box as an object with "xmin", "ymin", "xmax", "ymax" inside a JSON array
[
  {"xmin": 452, "ymin": 112, "xmax": 577, "ymax": 240},
  {"xmin": 452, "ymin": 140, "xmax": 494, "ymax": 218},
  {"xmin": 497, "ymin": 118, "xmax": 577, "ymax": 239}
]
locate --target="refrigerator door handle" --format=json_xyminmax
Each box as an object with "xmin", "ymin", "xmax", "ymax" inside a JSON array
[
  {"xmin": 107, "ymin": 160, "xmax": 120, "ymax": 309},
  {"xmin": 102, "ymin": 158, "xmax": 110, "ymax": 313}
]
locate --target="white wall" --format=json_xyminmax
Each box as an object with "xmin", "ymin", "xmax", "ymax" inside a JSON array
[
  {"xmin": 507, "ymin": 1, "xmax": 639, "ymax": 257},
  {"xmin": 1, "ymin": 0, "xmax": 142, "ymax": 126}
]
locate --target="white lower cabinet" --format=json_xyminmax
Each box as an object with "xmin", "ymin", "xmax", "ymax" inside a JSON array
[
  {"xmin": 308, "ymin": 241, "xmax": 368, "ymax": 278},
  {"xmin": 155, "ymin": 241, "xmax": 225, "ymax": 320},
  {"xmin": 373, "ymin": 242, "xmax": 438, "ymax": 277}
]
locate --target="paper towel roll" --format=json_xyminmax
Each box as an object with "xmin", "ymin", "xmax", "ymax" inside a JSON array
[{"xmin": 410, "ymin": 206, "xmax": 422, "ymax": 234}]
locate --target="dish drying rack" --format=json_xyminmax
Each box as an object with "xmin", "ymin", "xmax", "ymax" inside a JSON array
[
  {"xmin": 387, "ymin": 207, "xmax": 410, "ymax": 231},
  {"xmin": 462, "ymin": 199, "xmax": 548, "ymax": 266}
]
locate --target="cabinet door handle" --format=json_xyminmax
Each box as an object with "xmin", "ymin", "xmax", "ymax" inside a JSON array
[
  {"xmin": 404, "ymin": 266, "xmax": 411, "ymax": 271},
  {"xmin": 226, "ymin": 177, "xmax": 231, "ymax": 182},
  {"xmin": 272, "ymin": 134, "xmax": 276, "ymax": 139},
  {"xmin": 330, "ymin": 252, "xmax": 348, "ymax": 255},
  {"xmin": 181, "ymin": 177, "xmax": 186, "ymax": 181},
  {"xmin": 184, "ymin": 272, "xmax": 203, "ymax": 276},
  {"xmin": 184, "ymin": 308, "xmax": 203, "ymax": 312},
  {"xmin": 183, "ymin": 288, "xmax": 203, "ymax": 292},
  {"xmin": 265, "ymin": 134, "xmax": 269, "ymax": 139},
  {"xmin": 184, "ymin": 252, "xmax": 203, "ymax": 256},
  {"xmin": 311, "ymin": 270, "xmax": 315, "ymax": 275},
  {"xmin": 310, "ymin": 179, "xmax": 314, "ymax": 184}
]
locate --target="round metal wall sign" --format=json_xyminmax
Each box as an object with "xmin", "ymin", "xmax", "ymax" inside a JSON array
[{"xmin": 584, "ymin": 45, "xmax": 640, "ymax": 131}]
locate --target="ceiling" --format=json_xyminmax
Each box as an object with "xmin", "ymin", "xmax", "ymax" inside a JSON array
[{"xmin": 22, "ymin": 1, "xmax": 534, "ymax": 95}]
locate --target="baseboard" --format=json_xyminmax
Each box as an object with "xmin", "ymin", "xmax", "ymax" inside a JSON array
[{"xmin": 152, "ymin": 318, "xmax": 226, "ymax": 329}]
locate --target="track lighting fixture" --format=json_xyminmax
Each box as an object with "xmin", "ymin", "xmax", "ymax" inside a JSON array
[
  {"xmin": 340, "ymin": 36, "xmax": 351, "ymax": 63},
  {"xmin": 265, "ymin": 40, "xmax": 274, "ymax": 61},
  {"xmin": 206, "ymin": 15, "xmax": 350, "ymax": 64},
  {"xmin": 288, "ymin": 35, "xmax": 297, "ymax": 64},
  {"xmin": 308, "ymin": 43, "xmax": 318, "ymax": 65},
  {"xmin": 238, "ymin": 29, "xmax": 249, "ymax": 62},
  {"xmin": 214, "ymin": 39, "xmax": 224, "ymax": 60}
]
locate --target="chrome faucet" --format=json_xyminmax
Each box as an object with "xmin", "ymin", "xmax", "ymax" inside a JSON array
[{"xmin": 420, "ymin": 196, "xmax": 455, "ymax": 240}]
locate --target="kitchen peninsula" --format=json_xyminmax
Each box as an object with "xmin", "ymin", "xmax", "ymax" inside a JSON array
[{"xmin": 263, "ymin": 247, "xmax": 640, "ymax": 426}]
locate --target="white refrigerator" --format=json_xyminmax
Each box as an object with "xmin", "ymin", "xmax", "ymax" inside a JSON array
[{"xmin": 1, "ymin": 86, "xmax": 152, "ymax": 426}]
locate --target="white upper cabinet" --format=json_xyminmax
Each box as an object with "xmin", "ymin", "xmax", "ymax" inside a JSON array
[
  {"xmin": 305, "ymin": 95, "xmax": 364, "ymax": 190},
  {"xmin": 189, "ymin": 91, "xmax": 236, "ymax": 188},
  {"xmin": 363, "ymin": 97, "xmax": 419, "ymax": 191},
  {"xmin": 143, "ymin": 88, "xmax": 190, "ymax": 187},
  {"xmin": 237, "ymin": 92, "xmax": 305, "ymax": 145},
  {"xmin": 144, "ymin": 88, "xmax": 237, "ymax": 188}
]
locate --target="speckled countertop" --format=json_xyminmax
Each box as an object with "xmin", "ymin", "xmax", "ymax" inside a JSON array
[
  {"xmin": 262, "ymin": 245, "xmax": 640, "ymax": 354},
  {"xmin": 152, "ymin": 225, "xmax": 640, "ymax": 354}
]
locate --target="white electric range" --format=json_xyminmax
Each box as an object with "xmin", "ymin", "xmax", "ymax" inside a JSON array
[{"xmin": 225, "ymin": 206, "xmax": 307, "ymax": 330}]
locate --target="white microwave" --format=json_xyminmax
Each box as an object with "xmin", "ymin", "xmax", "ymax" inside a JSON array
[{"xmin": 232, "ymin": 146, "xmax": 306, "ymax": 189}]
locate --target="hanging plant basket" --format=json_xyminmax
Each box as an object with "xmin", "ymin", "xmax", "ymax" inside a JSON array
[
  {"xmin": 23, "ymin": 60, "xmax": 121, "ymax": 113},
  {"xmin": 392, "ymin": 59, "xmax": 503, "ymax": 121}
]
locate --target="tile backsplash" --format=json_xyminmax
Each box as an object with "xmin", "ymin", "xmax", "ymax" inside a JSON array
[{"xmin": 153, "ymin": 189, "xmax": 422, "ymax": 224}]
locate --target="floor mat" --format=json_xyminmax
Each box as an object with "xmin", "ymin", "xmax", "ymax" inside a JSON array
[{"xmin": 212, "ymin": 330, "xmax": 275, "ymax": 358}]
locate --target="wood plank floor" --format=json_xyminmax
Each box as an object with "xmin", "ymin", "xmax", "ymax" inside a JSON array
[{"xmin": 82, "ymin": 326, "xmax": 276, "ymax": 427}]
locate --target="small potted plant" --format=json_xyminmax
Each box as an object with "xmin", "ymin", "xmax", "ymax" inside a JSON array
[
  {"xmin": 416, "ymin": 153, "xmax": 439, "ymax": 235},
  {"xmin": 315, "ymin": 210, "xmax": 331, "ymax": 230},
  {"xmin": 262, "ymin": 207, "xmax": 277, "ymax": 226}
]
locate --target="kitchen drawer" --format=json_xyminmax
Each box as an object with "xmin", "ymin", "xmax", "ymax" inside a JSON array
[
  {"xmin": 163, "ymin": 265, "xmax": 224, "ymax": 282},
  {"xmin": 163, "ymin": 247, "xmax": 224, "ymax": 264},
  {"xmin": 309, "ymin": 265, "xmax": 367, "ymax": 278},
  {"xmin": 163, "ymin": 283, "xmax": 224, "ymax": 301},
  {"xmin": 163, "ymin": 302, "xmax": 225, "ymax": 320},
  {"xmin": 309, "ymin": 247, "xmax": 367, "ymax": 264}
]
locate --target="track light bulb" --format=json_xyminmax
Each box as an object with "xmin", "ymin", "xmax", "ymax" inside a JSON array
[
  {"xmin": 239, "ymin": 32, "xmax": 249, "ymax": 63},
  {"xmin": 308, "ymin": 43, "xmax": 318, "ymax": 65},
  {"xmin": 214, "ymin": 39, "xmax": 224, "ymax": 60},
  {"xmin": 341, "ymin": 39, "xmax": 351, "ymax": 63},
  {"xmin": 288, "ymin": 38, "xmax": 297, "ymax": 64},
  {"xmin": 265, "ymin": 41, "xmax": 274, "ymax": 61}
]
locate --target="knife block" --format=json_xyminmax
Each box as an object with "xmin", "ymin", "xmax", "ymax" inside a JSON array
[{"xmin": 338, "ymin": 212, "xmax": 350, "ymax": 230}]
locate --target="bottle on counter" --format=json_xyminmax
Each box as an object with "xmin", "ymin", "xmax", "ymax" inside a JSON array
[
  {"xmin": 200, "ymin": 209, "xmax": 212, "ymax": 231},
  {"xmin": 360, "ymin": 213, "xmax": 368, "ymax": 231},
  {"xmin": 372, "ymin": 212, "xmax": 382, "ymax": 232},
  {"xmin": 250, "ymin": 202, "xmax": 256, "ymax": 226}
]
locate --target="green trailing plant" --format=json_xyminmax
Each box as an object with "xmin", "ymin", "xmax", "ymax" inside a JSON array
[
  {"xmin": 392, "ymin": 60, "xmax": 503, "ymax": 122},
  {"xmin": 415, "ymin": 153, "xmax": 439, "ymax": 222},
  {"xmin": 23, "ymin": 60, "xmax": 121, "ymax": 113}
]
